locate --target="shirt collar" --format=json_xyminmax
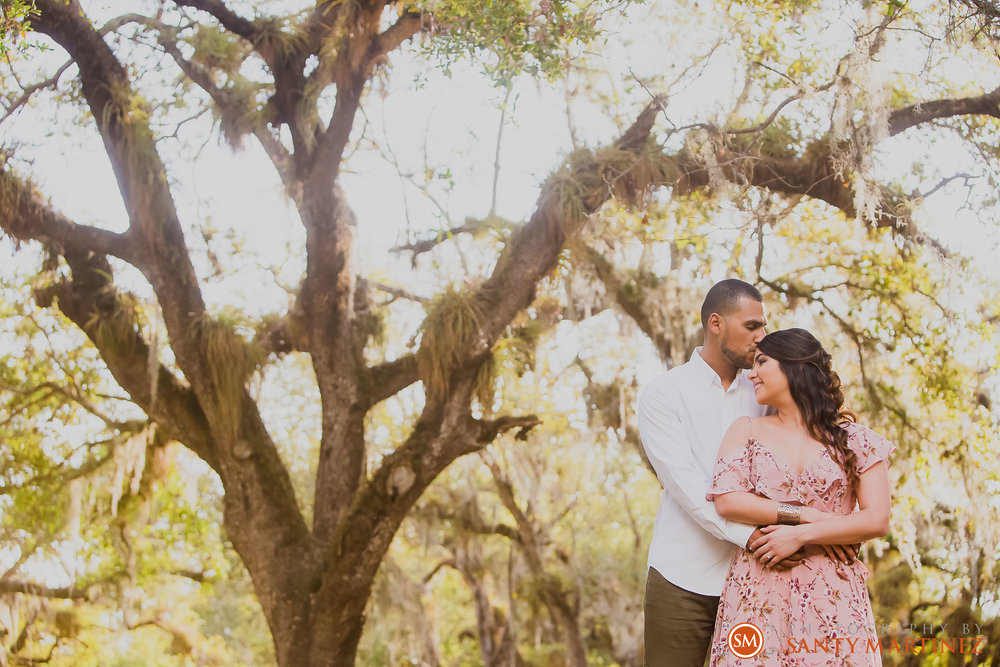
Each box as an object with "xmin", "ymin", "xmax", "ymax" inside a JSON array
[{"xmin": 690, "ymin": 346, "xmax": 745, "ymax": 392}]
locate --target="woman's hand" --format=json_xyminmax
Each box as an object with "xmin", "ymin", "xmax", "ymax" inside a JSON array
[{"xmin": 749, "ymin": 525, "xmax": 806, "ymax": 568}]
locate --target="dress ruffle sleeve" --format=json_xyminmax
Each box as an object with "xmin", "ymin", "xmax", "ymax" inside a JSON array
[
  {"xmin": 845, "ymin": 422, "xmax": 896, "ymax": 473},
  {"xmin": 706, "ymin": 441, "xmax": 755, "ymax": 501}
]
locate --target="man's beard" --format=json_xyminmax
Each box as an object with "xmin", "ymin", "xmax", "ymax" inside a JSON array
[{"xmin": 721, "ymin": 340, "xmax": 754, "ymax": 370}]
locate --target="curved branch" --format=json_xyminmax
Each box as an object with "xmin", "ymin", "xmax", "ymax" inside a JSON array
[
  {"xmin": 374, "ymin": 10, "xmax": 424, "ymax": 57},
  {"xmin": 391, "ymin": 217, "xmax": 515, "ymax": 257},
  {"xmin": 0, "ymin": 165, "xmax": 135, "ymax": 262},
  {"xmin": 669, "ymin": 86, "xmax": 1000, "ymax": 249},
  {"xmin": 475, "ymin": 414, "xmax": 541, "ymax": 443},
  {"xmin": 30, "ymin": 254, "xmax": 218, "ymax": 469},
  {"xmin": 672, "ymin": 143, "xmax": 945, "ymax": 248},
  {"xmin": 366, "ymin": 354, "xmax": 420, "ymax": 407},
  {"xmin": 0, "ymin": 59, "xmax": 73, "ymax": 125},
  {"xmin": 0, "ymin": 581, "xmax": 89, "ymax": 599},
  {"xmin": 472, "ymin": 96, "xmax": 667, "ymax": 353},
  {"xmin": 889, "ymin": 86, "xmax": 1000, "ymax": 136},
  {"xmin": 172, "ymin": 0, "xmax": 261, "ymax": 45}
]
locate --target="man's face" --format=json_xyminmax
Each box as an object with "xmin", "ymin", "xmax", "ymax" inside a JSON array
[{"xmin": 718, "ymin": 298, "xmax": 767, "ymax": 370}]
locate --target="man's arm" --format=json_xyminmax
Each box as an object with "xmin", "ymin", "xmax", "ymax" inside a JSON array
[{"xmin": 637, "ymin": 375, "xmax": 754, "ymax": 549}]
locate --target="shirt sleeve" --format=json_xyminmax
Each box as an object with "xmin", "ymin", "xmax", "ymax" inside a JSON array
[
  {"xmin": 706, "ymin": 442, "xmax": 755, "ymax": 501},
  {"xmin": 638, "ymin": 375, "xmax": 756, "ymax": 549},
  {"xmin": 845, "ymin": 423, "xmax": 896, "ymax": 473}
]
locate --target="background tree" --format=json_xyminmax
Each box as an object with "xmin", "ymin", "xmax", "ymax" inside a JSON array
[{"xmin": 1, "ymin": 0, "xmax": 998, "ymax": 664}]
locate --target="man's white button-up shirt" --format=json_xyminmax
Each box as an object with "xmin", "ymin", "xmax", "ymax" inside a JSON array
[{"xmin": 637, "ymin": 347, "xmax": 768, "ymax": 596}]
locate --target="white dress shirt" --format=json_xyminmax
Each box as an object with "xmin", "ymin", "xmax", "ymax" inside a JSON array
[{"xmin": 637, "ymin": 347, "xmax": 769, "ymax": 596}]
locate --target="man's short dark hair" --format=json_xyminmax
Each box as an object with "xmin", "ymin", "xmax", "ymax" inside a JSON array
[{"xmin": 700, "ymin": 279, "xmax": 763, "ymax": 328}]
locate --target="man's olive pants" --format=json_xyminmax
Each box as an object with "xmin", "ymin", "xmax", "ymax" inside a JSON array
[{"xmin": 643, "ymin": 567, "xmax": 719, "ymax": 667}]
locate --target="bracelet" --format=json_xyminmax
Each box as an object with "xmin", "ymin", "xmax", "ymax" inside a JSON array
[{"xmin": 776, "ymin": 503, "xmax": 802, "ymax": 526}]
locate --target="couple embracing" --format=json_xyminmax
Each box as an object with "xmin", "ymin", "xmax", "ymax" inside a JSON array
[{"xmin": 638, "ymin": 280, "xmax": 893, "ymax": 666}]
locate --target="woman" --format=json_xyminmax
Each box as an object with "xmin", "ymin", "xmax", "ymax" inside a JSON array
[{"xmin": 706, "ymin": 328, "xmax": 893, "ymax": 666}]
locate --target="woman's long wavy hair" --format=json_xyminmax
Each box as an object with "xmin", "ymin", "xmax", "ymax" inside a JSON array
[{"xmin": 756, "ymin": 328, "xmax": 860, "ymax": 494}]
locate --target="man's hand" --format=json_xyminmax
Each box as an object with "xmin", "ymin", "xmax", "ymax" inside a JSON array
[
  {"xmin": 819, "ymin": 543, "xmax": 860, "ymax": 563},
  {"xmin": 770, "ymin": 550, "xmax": 807, "ymax": 571},
  {"xmin": 748, "ymin": 525, "xmax": 860, "ymax": 566}
]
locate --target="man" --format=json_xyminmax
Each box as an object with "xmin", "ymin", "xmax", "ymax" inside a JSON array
[{"xmin": 637, "ymin": 279, "xmax": 777, "ymax": 665}]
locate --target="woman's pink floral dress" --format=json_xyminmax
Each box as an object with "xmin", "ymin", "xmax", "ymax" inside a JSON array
[{"xmin": 706, "ymin": 422, "xmax": 894, "ymax": 666}]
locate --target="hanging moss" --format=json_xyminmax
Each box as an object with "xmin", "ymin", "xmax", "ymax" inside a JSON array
[
  {"xmin": 474, "ymin": 356, "xmax": 495, "ymax": 413},
  {"xmin": 256, "ymin": 17, "xmax": 309, "ymax": 63},
  {"xmin": 544, "ymin": 141, "xmax": 680, "ymax": 237},
  {"xmin": 219, "ymin": 79, "xmax": 269, "ymax": 150},
  {"xmin": 417, "ymin": 288, "xmax": 488, "ymax": 399},
  {"xmin": 0, "ymin": 162, "xmax": 36, "ymax": 242},
  {"xmin": 191, "ymin": 314, "xmax": 265, "ymax": 440},
  {"xmin": 86, "ymin": 287, "xmax": 143, "ymax": 356},
  {"xmin": 188, "ymin": 23, "xmax": 249, "ymax": 72}
]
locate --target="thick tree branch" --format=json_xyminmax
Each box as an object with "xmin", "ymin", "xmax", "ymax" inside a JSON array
[
  {"xmin": 475, "ymin": 414, "xmax": 541, "ymax": 443},
  {"xmin": 31, "ymin": 265, "xmax": 219, "ymax": 470},
  {"xmin": 365, "ymin": 355, "xmax": 420, "ymax": 408},
  {"xmin": 671, "ymin": 142, "xmax": 936, "ymax": 244},
  {"xmin": 33, "ymin": 0, "xmax": 211, "ymax": 385},
  {"xmin": 0, "ymin": 163, "xmax": 219, "ymax": 469},
  {"xmin": 663, "ymin": 86, "xmax": 1000, "ymax": 251},
  {"xmin": 0, "ymin": 581, "xmax": 89, "ymax": 599},
  {"xmin": 313, "ymin": 2, "xmax": 390, "ymax": 175},
  {"xmin": 172, "ymin": 0, "xmax": 261, "ymax": 46},
  {"xmin": 888, "ymin": 85, "xmax": 1000, "ymax": 136},
  {"xmin": 374, "ymin": 10, "xmax": 424, "ymax": 58},
  {"xmin": 448, "ymin": 96, "xmax": 668, "ymax": 380},
  {"xmin": 0, "ymin": 166, "xmax": 135, "ymax": 262}
]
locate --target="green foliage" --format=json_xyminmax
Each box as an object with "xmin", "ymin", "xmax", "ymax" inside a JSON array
[
  {"xmin": 0, "ymin": 0, "xmax": 45, "ymax": 57},
  {"xmin": 0, "ymin": 269, "xmax": 272, "ymax": 665},
  {"xmin": 418, "ymin": 0, "xmax": 632, "ymax": 84}
]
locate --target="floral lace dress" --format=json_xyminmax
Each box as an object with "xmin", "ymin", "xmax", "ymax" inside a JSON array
[{"xmin": 706, "ymin": 422, "xmax": 894, "ymax": 666}]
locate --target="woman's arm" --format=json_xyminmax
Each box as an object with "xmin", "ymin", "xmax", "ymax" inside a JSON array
[
  {"xmin": 714, "ymin": 491, "xmax": 833, "ymax": 526},
  {"xmin": 711, "ymin": 418, "xmax": 834, "ymax": 525},
  {"xmin": 794, "ymin": 461, "xmax": 890, "ymax": 544},
  {"xmin": 749, "ymin": 462, "xmax": 890, "ymax": 563}
]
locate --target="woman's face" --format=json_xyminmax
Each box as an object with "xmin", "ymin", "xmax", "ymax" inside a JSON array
[{"xmin": 747, "ymin": 350, "xmax": 789, "ymax": 405}]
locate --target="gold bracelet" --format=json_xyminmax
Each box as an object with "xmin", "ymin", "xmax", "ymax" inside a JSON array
[{"xmin": 776, "ymin": 503, "xmax": 801, "ymax": 526}]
